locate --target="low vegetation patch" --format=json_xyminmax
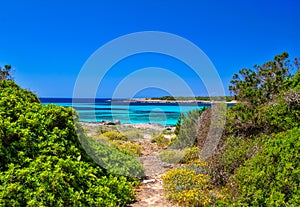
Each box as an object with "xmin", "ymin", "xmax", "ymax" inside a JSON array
[
  {"xmin": 162, "ymin": 162, "xmax": 216, "ymax": 207},
  {"xmin": 158, "ymin": 149, "xmax": 183, "ymax": 164},
  {"xmin": 159, "ymin": 147, "xmax": 199, "ymax": 164},
  {"xmin": 102, "ymin": 131, "xmax": 128, "ymax": 141},
  {"xmin": 109, "ymin": 140, "xmax": 143, "ymax": 157},
  {"xmin": 150, "ymin": 134, "xmax": 170, "ymax": 148}
]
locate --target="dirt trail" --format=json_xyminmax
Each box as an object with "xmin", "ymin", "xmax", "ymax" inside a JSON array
[
  {"xmin": 81, "ymin": 123, "xmax": 177, "ymax": 206},
  {"xmin": 129, "ymin": 139, "xmax": 176, "ymax": 207}
]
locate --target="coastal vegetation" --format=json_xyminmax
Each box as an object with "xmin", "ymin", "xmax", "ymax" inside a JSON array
[
  {"xmin": 163, "ymin": 162, "xmax": 213, "ymax": 206},
  {"xmin": 162, "ymin": 52, "xmax": 300, "ymax": 206},
  {"xmin": 0, "ymin": 65, "xmax": 12, "ymax": 81},
  {"xmin": 0, "ymin": 80, "xmax": 138, "ymax": 206},
  {"xmin": 0, "ymin": 52, "xmax": 299, "ymax": 206}
]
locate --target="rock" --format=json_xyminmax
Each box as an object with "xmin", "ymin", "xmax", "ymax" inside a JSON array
[
  {"xmin": 142, "ymin": 179, "xmax": 156, "ymax": 184},
  {"xmin": 162, "ymin": 163, "xmax": 173, "ymax": 168},
  {"xmin": 104, "ymin": 120, "xmax": 121, "ymax": 125},
  {"xmin": 106, "ymin": 121, "xmax": 115, "ymax": 125}
]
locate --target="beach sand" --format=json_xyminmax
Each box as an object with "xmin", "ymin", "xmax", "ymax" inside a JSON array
[{"xmin": 80, "ymin": 121, "xmax": 174, "ymax": 131}]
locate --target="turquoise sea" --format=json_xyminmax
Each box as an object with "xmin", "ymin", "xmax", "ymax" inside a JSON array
[{"xmin": 40, "ymin": 98, "xmax": 229, "ymax": 126}]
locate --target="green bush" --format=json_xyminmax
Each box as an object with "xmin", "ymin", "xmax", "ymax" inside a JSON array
[
  {"xmin": 102, "ymin": 131, "xmax": 128, "ymax": 141},
  {"xmin": 85, "ymin": 138, "xmax": 145, "ymax": 178},
  {"xmin": 98, "ymin": 127, "xmax": 142, "ymax": 139},
  {"xmin": 0, "ymin": 65, "xmax": 12, "ymax": 81},
  {"xmin": 206, "ymin": 54, "xmax": 300, "ymax": 201},
  {"xmin": 232, "ymin": 128, "xmax": 300, "ymax": 206},
  {"xmin": 181, "ymin": 147, "xmax": 200, "ymax": 164},
  {"xmin": 229, "ymin": 52, "xmax": 293, "ymax": 107},
  {"xmin": 159, "ymin": 147, "xmax": 200, "ymax": 164},
  {"xmin": 162, "ymin": 162, "xmax": 215, "ymax": 206},
  {"xmin": 150, "ymin": 134, "xmax": 170, "ymax": 148},
  {"xmin": 109, "ymin": 140, "xmax": 143, "ymax": 157},
  {"xmin": 0, "ymin": 80, "xmax": 136, "ymax": 206},
  {"xmin": 159, "ymin": 149, "xmax": 183, "ymax": 164},
  {"xmin": 259, "ymin": 91, "xmax": 300, "ymax": 133},
  {"xmin": 171, "ymin": 108, "xmax": 206, "ymax": 149},
  {"xmin": 207, "ymin": 136, "xmax": 259, "ymax": 186},
  {"xmin": 97, "ymin": 125, "xmax": 118, "ymax": 134},
  {"xmin": 0, "ymin": 156, "xmax": 134, "ymax": 207},
  {"xmin": 123, "ymin": 131, "xmax": 142, "ymax": 139}
]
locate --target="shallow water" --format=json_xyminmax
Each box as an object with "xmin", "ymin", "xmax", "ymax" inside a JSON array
[{"xmin": 40, "ymin": 98, "xmax": 213, "ymax": 126}]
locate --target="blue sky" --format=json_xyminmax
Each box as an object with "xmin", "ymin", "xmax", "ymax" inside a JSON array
[{"xmin": 1, "ymin": 0, "xmax": 300, "ymax": 98}]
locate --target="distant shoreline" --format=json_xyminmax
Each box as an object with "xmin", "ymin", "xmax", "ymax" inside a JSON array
[
  {"xmin": 40, "ymin": 97, "xmax": 237, "ymax": 104},
  {"xmin": 122, "ymin": 98, "xmax": 237, "ymax": 104}
]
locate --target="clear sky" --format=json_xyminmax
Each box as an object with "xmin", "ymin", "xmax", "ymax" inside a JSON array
[{"xmin": 1, "ymin": 0, "xmax": 300, "ymax": 98}]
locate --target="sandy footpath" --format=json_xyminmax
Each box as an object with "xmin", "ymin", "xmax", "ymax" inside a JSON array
[
  {"xmin": 81, "ymin": 122, "xmax": 174, "ymax": 131},
  {"xmin": 129, "ymin": 137, "xmax": 176, "ymax": 207},
  {"xmin": 80, "ymin": 122, "xmax": 177, "ymax": 206}
]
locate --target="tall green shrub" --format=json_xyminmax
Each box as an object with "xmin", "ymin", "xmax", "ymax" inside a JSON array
[
  {"xmin": 232, "ymin": 128, "xmax": 300, "ymax": 206},
  {"xmin": 171, "ymin": 108, "xmax": 206, "ymax": 149},
  {"xmin": 0, "ymin": 80, "xmax": 136, "ymax": 206}
]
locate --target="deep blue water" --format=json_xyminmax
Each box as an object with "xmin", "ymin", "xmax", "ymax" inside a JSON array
[{"xmin": 40, "ymin": 98, "xmax": 231, "ymax": 126}]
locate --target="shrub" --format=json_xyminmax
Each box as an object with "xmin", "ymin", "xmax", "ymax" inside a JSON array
[
  {"xmin": 232, "ymin": 128, "xmax": 300, "ymax": 206},
  {"xmin": 181, "ymin": 147, "xmax": 200, "ymax": 164},
  {"xmin": 98, "ymin": 127, "xmax": 143, "ymax": 139},
  {"xmin": 110, "ymin": 140, "xmax": 143, "ymax": 157},
  {"xmin": 207, "ymin": 136, "xmax": 259, "ymax": 186},
  {"xmin": 0, "ymin": 80, "xmax": 137, "ymax": 206},
  {"xmin": 150, "ymin": 134, "xmax": 170, "ymax": 148},
  {"xmin": 97, "ymin": 125, "xmax": 118, "ymax": 134},
  {"xmin": 174, "ymin": 113, "xmax": 183, "ymax": 136},
  {"xmin": 0, "ymin": 156, "xmax": 134, "ymax": 207},
  {"xmin": 123, "ymin": 131, "xmax": 142, "ymax": 139},
  {"xmin": 0, "ymin": 65, "xmax": 12, "ymax": 81},
  {"xmin": 159, "ymin": 147, "xmax": 199, "ymax": 164},
  {"xmin": 229, "ymin": 52, "xmax": 293, "ymax": 107},
  {"xmin": 259, "ymin": 92, "xmax": 300, "ymax": 134},
  {"xmin": 171, "ymin": 108, "xmax": 206, "ymax": 149},
  {"xmin": 102, "ymin": 131, "xmax": 127, "ymax": 141},
  {"xmin": 162, "ymin": 162, "xmax": 214, "ymax": 206},
  {"xmin": 206, "ymin": 55, "xmax": 300, "ymax": 204},
  {"xmin": 87, "ymin": 139, "xmax": 145, "ymax": 178},
  {"xmin": 159, "ymin": 149, "xmax": 183, "ymax": 164}
]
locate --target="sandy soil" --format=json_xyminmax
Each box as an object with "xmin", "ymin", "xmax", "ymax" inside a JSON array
[{"xmin": 129, "ymin": 138, "xmax": 176, "ymax": 207}]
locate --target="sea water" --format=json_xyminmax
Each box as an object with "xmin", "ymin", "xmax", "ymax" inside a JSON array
[{"xmin": 40, "ymin": 98, "xmax": 213, "ymax": 126}]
